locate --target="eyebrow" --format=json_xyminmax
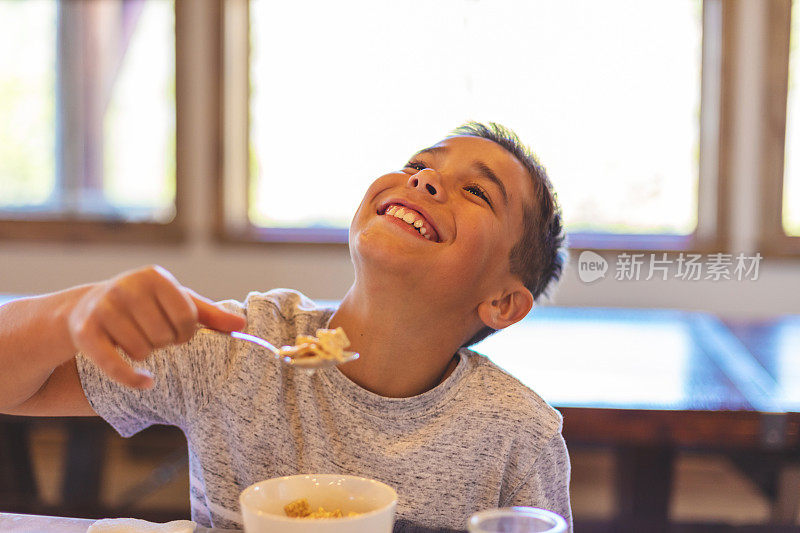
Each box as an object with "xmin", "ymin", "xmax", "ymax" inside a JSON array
[
  {"xmin": 472, "ymin": 160, "xmax": 509, "ymax": 207},
  {"xmin": 412, "ymin": 146, "xmax": 509, "ymax": 207},
  {"xmin": 412, "ymin": 146, "xmax": 447, "ymax": 159}
]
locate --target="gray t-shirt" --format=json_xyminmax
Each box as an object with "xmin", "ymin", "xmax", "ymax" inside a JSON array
[{"xmin": 77, "ymin": 289, "xmax": 572, "ymax": 531}]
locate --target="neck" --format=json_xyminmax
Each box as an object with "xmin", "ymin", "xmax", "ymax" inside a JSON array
[{"xmin": 328, "ymin": 281, "xmax": 470, "ymax": 398}]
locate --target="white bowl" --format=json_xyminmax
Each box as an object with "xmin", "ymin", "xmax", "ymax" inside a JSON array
[{"xmin": 240, "ymin": 474, "xmax": 398, "ymax": 533}]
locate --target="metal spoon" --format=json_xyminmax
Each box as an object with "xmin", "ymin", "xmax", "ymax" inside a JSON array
[{"xmin": 199, "ymin": 328, "xmax": 360, "ymax": 370}]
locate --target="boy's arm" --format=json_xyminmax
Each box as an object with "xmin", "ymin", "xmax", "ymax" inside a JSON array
[
  {"xmin": 5, "ymin": 359, "xmax": 94, "ymax": 417},
  {"xmin": 0, "ymin": 285, "xmax": 96, "ymax": 416},
  {"xmin": 503, "ymin": 433, "xmax": 573, "ymax": 531},
  {"xmin": 0, "ymin": 266, "xmax": 246, "ymax": 417}
]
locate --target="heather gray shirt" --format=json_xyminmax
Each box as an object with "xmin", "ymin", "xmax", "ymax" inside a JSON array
[{"xmin": 77, "ymin": 289, "xmax": 572, "ymax": 531}]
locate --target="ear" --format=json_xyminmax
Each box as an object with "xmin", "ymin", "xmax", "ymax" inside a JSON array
[{"xmin": 476, "ymin": 284, "xmax": 534, "ymax": 331}]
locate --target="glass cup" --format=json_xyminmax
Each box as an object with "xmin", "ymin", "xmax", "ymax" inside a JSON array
[{"xmin": 468, "ymin": 507, "xmax": 568, "ymax": 533}]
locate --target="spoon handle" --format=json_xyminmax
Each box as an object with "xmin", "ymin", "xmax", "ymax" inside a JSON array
[
  {"xmin": 228, "ymin": 330, "xmax": 281, "ymax": 355},
  {"xmin": 198, "ymin": 328, "xmax": 281, "ymax": 356}
]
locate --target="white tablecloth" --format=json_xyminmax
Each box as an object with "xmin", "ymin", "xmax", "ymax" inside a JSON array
[{"xmin": 0, "ymin": 513, "xmax": 237, "ymax": 533}]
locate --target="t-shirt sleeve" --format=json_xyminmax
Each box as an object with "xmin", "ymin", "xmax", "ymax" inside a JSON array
[
  {"xmin": 503, "ymin": 433, "xmax": 573, "ymax": 532},
  {"xmin": 76, "ymin": 300, "xmax": 245, "ymax": 437}
]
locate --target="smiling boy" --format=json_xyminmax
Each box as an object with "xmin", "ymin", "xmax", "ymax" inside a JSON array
[{"xmin": 0, "ymin": 122, "xmax": 570, "ymax": 531}]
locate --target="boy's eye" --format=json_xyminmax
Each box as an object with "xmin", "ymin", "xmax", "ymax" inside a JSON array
[
  {"xmin": 464, "ymin": 184, "xmax": 491, "ymax": 206},
  {"xmin": 405, "ymin": 160, "xmax": 428, "ymax": 171}
]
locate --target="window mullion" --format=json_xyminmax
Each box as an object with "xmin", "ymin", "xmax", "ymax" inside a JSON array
[
  {"xmin": 55, "ymin": 1, "xmax": 86, "ymax": 215},
  {"xmin": 221, "ymin": 0, "xmax": 250, "ymax": 234},
  {"xmin": 696, "ymin": 0, "xmax": 724, "ymax": 250}
]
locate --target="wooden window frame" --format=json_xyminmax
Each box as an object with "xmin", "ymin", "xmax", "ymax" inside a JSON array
[
  {"xmin": 0, "ymin": 0, "xmax": 186, "ymax": 244},
  {"xmin": 218, "ymin": 0, "xmax": 732, "ymax": 254},
  {"xmin": 760, "ymin": 0, "xmax": 800, "ymax": 256}
]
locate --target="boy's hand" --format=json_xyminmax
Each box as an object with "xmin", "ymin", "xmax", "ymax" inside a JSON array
[{"xmin": 67, "ymin": 265, "xmax": 247, "ymax": 389}]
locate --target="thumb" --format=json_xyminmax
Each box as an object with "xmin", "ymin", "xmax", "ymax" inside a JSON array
[{"xmin": 189, "ymin": 293, "xmax": 247, "ymax": 332}]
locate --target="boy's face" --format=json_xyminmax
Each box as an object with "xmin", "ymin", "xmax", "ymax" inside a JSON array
[{"xmin": 349, "ymin": 135, "xmax": 534, "ymax": 313}]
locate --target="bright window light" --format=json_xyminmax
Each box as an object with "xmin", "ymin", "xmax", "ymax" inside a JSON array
[
  {"xmin": 0, "ymin": 0, "xmax": 175, "ymax": 222},
  {"xmin": 0, "ymin": 0, "xmax": 56, "ymax": 208},
  {"xmin": 103, "ymin": 0, "xmax": 176, "ymax": 219},
  {"xmin": 784, "ymin": 0, "xmax": 800, "ymax": 236},
  {"xmin": 249, "ymin": 0, "xmax": 702, "ymax": 235}
]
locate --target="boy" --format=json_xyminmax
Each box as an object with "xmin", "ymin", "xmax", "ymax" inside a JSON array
[{"xmin": 0, "ymin": 122, "xmax": 570, "ymax": 531}]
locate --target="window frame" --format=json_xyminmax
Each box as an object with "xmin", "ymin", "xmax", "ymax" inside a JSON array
[
  {"xmin": 760, "ymin": 0, "xmax": 800, "ymax": 256},
  {"xmin": 218, "ymin": 0, "xmax": 733, "ymax": 253},
  {"xmin": 0, "ymin": 0, "xmax": 185, "ymax": 244}
]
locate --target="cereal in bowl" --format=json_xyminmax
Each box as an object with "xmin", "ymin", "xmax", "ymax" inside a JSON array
[{"xmin": 283, "ymin": 498, "xmax": 360, "ymax": 519}]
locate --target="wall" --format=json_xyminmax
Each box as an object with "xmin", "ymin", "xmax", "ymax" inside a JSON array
[{"xmin": 1, "ymin": 0, "xmax": 798, "ymax": 318}]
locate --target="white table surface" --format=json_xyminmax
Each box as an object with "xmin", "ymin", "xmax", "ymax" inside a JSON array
[{"xmin": 0, "ymin": 513, "xmax": 238, "ymax": 532}]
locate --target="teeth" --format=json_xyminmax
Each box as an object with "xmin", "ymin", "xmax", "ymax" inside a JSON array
[{"xmin": 385, "ymin": 204, "xmax": 435, "ymax": 241}]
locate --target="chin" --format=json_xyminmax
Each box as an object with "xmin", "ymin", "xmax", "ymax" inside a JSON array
[
  {"xmin": 350, "ymin": 224, "xmax": 430, "ymax": 282},
  {"xmin": 352, "ymin": 225, "xmax": 401, "ymax": 267}
]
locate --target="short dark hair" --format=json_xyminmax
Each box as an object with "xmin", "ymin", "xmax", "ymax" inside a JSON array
[{"xmin": 453, "ymin": 122, "xmax": 567, "ymax": 347}]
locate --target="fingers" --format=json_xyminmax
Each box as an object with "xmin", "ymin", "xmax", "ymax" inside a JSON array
[
  {"xmin": 72, "ymin": 320, "xmax": 153, "ymax": 389},
  {"xmin": 154, "ymin": 283, "xmax": 198, "ymax": 344},
  {"xmin": 151, "ymin": 267, "xmax": 245, "ymax": 335},
  {"xmin": 68, "ymin": 265, "xmax": 246, "ymax": 389},
  {"xmin": 188, "ymin": 291, "xmax": 247, "ymax": 332},
  {"xmin": 96, "ymin": 300, "xmax": 154, "ymax": 361},
  {"xmin": 149, "ymin": 266, "xmax": 200, "ymax": 343},
  {"xmin": 121, "ymin": 290, "xmax": 179, "ymax": 348}
]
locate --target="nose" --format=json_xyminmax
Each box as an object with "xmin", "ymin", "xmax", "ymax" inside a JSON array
[{"xmin": 407, "ymin": 169, "xmax": 446, "ymax": 201}]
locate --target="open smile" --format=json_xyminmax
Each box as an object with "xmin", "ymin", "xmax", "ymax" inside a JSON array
[{"xmin": 377, "ymin": 201, "xmax": 442, "ymax": 243}]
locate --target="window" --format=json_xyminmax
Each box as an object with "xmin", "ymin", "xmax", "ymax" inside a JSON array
[
  {"xmin": 0, "ymin": 1, "xmax": 56, "ymax": 209},
  {"xmin": 761, "ymin": 0, "xmax": 800, "ymax": 255},
  {"xmin": 223, "ymin": 0, "xmax": 724, "ymax": 249},
  {"xmin": 0, "ymin": 0, "xmax": 178, "ymax": 241},
  {"xmin": 783, "ymin": 0, "xmax": 800, "ymax": 237}
]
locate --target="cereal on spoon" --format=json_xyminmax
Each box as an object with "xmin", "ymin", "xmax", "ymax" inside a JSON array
[{"xmin": 278, "ymin": 327, "xmax": 351, "ymax": 363}]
